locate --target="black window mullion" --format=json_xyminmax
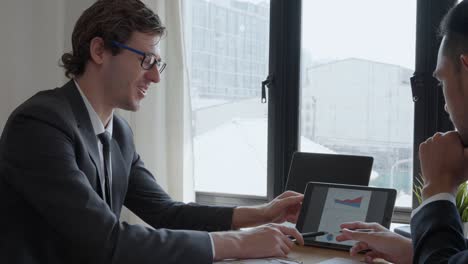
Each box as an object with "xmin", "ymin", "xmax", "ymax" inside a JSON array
[
  {"xmin": 267, "ymin": 0, "xmax": 302, "ymax": 200},
  {"xmin": 412, "ymin": 0, "xmax": 456, "ymax": 209}
]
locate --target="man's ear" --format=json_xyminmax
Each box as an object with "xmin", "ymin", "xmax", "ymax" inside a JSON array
[
  {"xmin": 460, "ymin": 54, "xmax": 468, "ymax": 71},
  {"xmin": 89, "ymin": 37, "xmax": 106, "ymax": 65}
]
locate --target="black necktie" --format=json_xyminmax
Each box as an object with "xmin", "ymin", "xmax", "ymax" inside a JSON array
[{"xmin": 98, "ymin": 132, "xmax": 112, "ymax": 210}]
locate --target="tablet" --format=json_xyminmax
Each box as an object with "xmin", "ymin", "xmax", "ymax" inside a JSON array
[{"xmin": 296, "ymin": 182, "xmax": 396, "ymax": 250}]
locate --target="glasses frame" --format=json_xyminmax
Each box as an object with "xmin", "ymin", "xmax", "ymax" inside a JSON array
[{"xmin": 111, "ymin": 41, "xmax": 166, "ymax": 73}]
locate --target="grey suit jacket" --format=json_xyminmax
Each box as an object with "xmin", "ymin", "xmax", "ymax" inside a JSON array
[{"xmin": 0, "ymin": 80, "xmax": 234, "ymax": 264}]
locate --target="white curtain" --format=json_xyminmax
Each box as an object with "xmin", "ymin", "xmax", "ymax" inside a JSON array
[{"xmin": 119, "ymin": 0, "xmax": 195, "ymax": 224}]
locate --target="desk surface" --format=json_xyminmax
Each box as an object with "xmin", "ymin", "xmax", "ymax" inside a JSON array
[
  {"xmin": 215, "ymin": 245, "xmax": 387, "ymax": 263},
  {"xmin": 289, "ymin": 244, "xmax": 362, "ymax": 263}
]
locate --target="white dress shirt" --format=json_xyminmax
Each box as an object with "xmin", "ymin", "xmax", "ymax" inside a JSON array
[{"xmin": 75, "ymin": 80, "xmax": 113, "ymax": 201}]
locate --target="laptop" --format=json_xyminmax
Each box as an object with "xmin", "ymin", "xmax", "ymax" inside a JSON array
[{"xmin": 285, "ymin": 152, "xmax": 373, "ymax": 193}]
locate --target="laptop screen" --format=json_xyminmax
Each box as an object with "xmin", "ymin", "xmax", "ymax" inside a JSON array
[{"xmin": 285, "ymin": 152, "xmax": 373, "ymax": 193}]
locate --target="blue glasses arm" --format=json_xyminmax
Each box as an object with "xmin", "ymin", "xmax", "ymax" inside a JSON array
[{"xmin": 111, "ymin": 41, "xmax": 146, "ymax": 56}]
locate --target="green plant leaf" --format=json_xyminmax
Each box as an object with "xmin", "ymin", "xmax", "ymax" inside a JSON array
[
  {"xmin": 413, "ymin": 185, "xmax": 422, "ymax": 204},
  {"xmin": 458, "ymin": 182, "xmax": 468, "ymax": 218},
  {"xmin": 456, "ymin": 183, "xmax": 465, "ymax": 208},
  {"xmin": 462, "ymin": 206, "xmax": 468, "ymax": 222},
  {"xmin": 412, "ymin": 177, "xmax": 424, "ymax": 204}
]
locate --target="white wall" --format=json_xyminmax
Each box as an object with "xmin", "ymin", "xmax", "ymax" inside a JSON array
[{"xmin": 0, "ymin": 0, "xmax": 94, "ymax": 132}]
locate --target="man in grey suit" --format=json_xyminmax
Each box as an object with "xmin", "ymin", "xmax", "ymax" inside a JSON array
[{"xmin": 0, "ymin": 0, "xmax": 304, "ymax": 263}]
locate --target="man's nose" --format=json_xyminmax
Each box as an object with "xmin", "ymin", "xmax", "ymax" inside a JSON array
[
  {"xmin": 146, "ymin": 65, "xmax": 161, "ymax": 83},
  {"xmin": 445, "ymin": 104, "xmax": 449, "ymax": 113}
]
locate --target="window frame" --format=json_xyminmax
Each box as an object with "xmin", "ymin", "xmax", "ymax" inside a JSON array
[{"xmin": 269, "ymin": 0, "xmax": 456, "ymax": 223}]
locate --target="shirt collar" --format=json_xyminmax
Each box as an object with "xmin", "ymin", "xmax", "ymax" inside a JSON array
[{"xmin": 74, "ymin": 80, "xmax": 113, "ymax": 137}]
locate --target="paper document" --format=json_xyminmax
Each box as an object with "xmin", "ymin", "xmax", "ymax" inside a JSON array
[
  {"xmin": 215, "ymin": 257, "xmax": 302, "ymax": 264},
  {"xmin": 317, "ymin": 257, "xmax": 363, "ymax": 263}
]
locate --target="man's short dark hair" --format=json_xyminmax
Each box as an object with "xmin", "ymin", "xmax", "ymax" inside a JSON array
[
  {"xmin": 440, "ymin": 0, "xmax": 468, "ymax": 68},
  {"xmin": 61, "ymin": 0, "xmax": 166, "ymax": 78}
]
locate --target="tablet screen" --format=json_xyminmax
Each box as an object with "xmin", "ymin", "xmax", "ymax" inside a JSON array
[{"xmin": 296, "ymin": 182, "xmax": 396, "ymax": 250}]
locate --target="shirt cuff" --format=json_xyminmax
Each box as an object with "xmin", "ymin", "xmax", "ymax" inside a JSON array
[
  {"xmin": 411, "ymin": 192, "xmax": 456, "ymax": 218},
  {"xmin": 208, "ymin": 233, "xmax": 216, "ymax": 260}
]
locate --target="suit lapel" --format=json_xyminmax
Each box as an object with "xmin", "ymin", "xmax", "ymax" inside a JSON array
[{"xmin": 61, "ymin": 80, "xmax": 106, "ymax": 200}]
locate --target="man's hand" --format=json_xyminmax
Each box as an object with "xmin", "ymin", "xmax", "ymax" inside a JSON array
[
  {"xmin": 260, "ymin": 191, "xmax": 303, "ymax": 224},
  {"xmin": 211, "ymin": 223, "xmax": 304, "ymax": 261},
  {"xmin": 419, "ymin": 131, "xmax": 468, "ymax": 199},
  {"xmin": 335, "ymin": 222, "xmax": 412, "ymax": 264},
  {"xmin": 232, "ymin": 191, "xmax": 303, "ymax": 229}
]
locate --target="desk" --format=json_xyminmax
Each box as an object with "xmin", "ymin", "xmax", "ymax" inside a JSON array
[
  {"xmin": 216, "ymin": 245, "xmax": 389, "ymax": 263},
  {"xmin": 289, "ymin": 244, "xmax": 362, "ymax": 263}
]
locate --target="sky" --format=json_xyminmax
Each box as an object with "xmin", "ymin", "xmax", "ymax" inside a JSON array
[{"xmin": 301, "ymin": 0, "xmax": 417, "ymax": 70}]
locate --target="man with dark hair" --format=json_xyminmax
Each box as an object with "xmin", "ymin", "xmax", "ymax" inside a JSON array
[
  {"xmin": 335, "ymin": 1, "xmax": 468, "ymax": 263},
  {"xmin": 0, "ymin": 0, "xmax": 305, "ymax": 263}
]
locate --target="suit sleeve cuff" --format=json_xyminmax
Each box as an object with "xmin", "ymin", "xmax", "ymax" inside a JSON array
[{"xmin": 411, "ymin": 192, "xmax": 456, "ymax": 218}]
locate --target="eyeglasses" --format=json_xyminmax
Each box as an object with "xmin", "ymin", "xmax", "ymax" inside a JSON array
[{"xmin": 111, "ymin": 41, "xmax": 166, "ymax": 73}]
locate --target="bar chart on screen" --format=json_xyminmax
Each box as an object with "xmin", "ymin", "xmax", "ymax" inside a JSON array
[{"xmin": 316, "ymin": 188, "xmax": 371, "ymax": 246}]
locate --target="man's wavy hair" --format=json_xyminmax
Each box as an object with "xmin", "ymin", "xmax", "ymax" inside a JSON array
[{"xmin": 61, "ymin": 0, "xmax": 166, "ymax": 78}]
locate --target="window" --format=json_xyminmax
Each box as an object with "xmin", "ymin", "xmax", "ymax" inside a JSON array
[
  {"xmin": 184, "ymin": 0, "xmax": 271, "ymax": 200},
  {"xmin": 299, "ymin": 0, "xmax": 416, "ymax": 208},
  {"xmin": 184, "ymin": 0, "xmax": 456, "ymax": 214},
  {"xmin": 268, "ymin": 0, "xmax": 455, "ymax": 222}
]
